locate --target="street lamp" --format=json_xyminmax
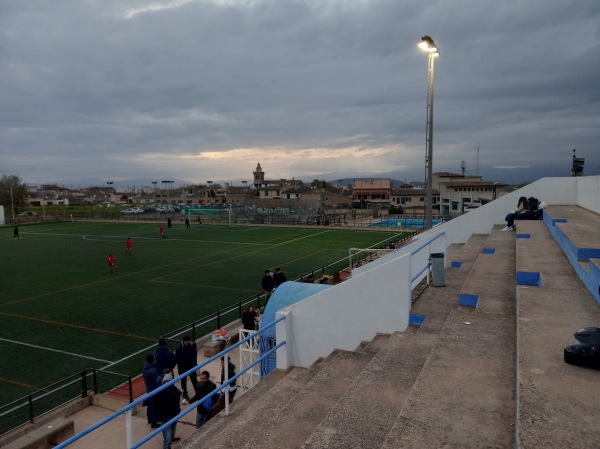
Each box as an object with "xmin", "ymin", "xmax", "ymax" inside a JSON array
[
  {"xmin": 9, "ymin": 182, "xmax": 15, "ymax": 223},
  {"xmin": 419, "ymin": 35, "xmax": 440, "ymax": 230},
  {"xmin": 162, "ymin": 180, "xmax": 174, "ymax": 204}
]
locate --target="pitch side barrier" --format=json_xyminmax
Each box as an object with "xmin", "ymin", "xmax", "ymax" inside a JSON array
[{"xmin": 53, "ymin": 317, "xmax": 287, "ymax": 449}]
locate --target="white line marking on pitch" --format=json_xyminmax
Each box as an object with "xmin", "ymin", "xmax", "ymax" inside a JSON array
[{"xmin": 0, "ymin": 337, "xmax": 113, "ymax": 363}]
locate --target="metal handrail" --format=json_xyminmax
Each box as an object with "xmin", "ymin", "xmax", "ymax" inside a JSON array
[{"xmin": 53, "ymin": 316, "xmax": 286, "ymax": 449}]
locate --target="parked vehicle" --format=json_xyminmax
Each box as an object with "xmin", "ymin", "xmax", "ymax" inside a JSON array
[
  {"xmin": 18, "ymin": 211, "xmax": 38, "ymax": 216},
  {"xmin": 121, "ymin": 207, "xmax": 145, "ymax": 214},
  {"xmin": 564, "ymin": 327, "xmax": 600, "ymax": 369}
]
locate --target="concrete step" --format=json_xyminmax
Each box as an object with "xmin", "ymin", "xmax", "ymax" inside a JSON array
[
  {"xmin": 302, "ymin": 330, "xmax": 439, "ymax": 449},
  {"xmin": 515, "ymin": 220, "xmax": 600, "ymax": 448},
  {"xmin": 459, "ymin": 224, "xmax": 516, "ymax": 313},
  {"xmin": 240, "ymin": 350, "xmax": 376, "ymax": 449},
  {"xmin": 298, "ymin": 233, "xmax": 495, "ymax": 448},
  {"xmin": 180, "ymin": 352, "xmax": 339, "ymax": 449},
  {"xmin": 382, "ymin": 226, "xmax": 517, "ymax": 449}
]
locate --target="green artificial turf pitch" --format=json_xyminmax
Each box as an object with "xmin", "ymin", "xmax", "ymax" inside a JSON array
[{"xmin": 0, "ymin": 221, "xmax": 402, "ymax": 407}]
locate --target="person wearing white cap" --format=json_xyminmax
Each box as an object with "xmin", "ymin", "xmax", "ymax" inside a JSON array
[{"xmin": 154, "ymin": 373, "xmax": 182, "ymax": 449}]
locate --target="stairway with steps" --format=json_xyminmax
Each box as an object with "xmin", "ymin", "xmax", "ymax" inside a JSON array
[
  {"xmin": 182, "ymin": 229, "xmax": 513, "ymax": 449},
  {"xmin": 515, "ymin": 219, "xmax": 600, "ymax": 448}
]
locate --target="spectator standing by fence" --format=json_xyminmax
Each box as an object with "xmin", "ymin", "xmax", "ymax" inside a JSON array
[
  {"xmin": 155, "ymin": 338, "xmax": 177, "ymax": 376},
  {"xmin": 142, "ymin": 354, "xmax": 161, "ymax": 429},
  {"xmin": 274, "ymin": 267, "xmax": 287, "ymax": 287},
  {"xmin": 262, "ymin": 269, "xmax": 275, "ymax": 304},
  {"xmin": 175, "ymin": 335, "xmax": 198, "ymax": 400},
  {"xmin": 154, "ymin": 373, "xmax": 181, "ymax": 448},
  {"xmin": 242, "ymin": 306, "xmax": 258, "ymax": 331}
]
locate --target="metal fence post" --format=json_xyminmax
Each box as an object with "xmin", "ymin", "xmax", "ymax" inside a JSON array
[
  {"xmin": 81, "ymin": 370, "xmax": 88, "ymax": 398},
  {"xmin": 93, "ymin": 369, "xmax": 98, "ymax": 394},
  {"xmin": 28, "ymin": 394, "xmax": 34, "ymax": 423},
  {"xmin": 128, "ymin": 376, "xmax": 133, "ymax": 403}
]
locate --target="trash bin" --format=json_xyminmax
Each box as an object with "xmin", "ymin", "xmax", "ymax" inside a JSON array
[{"xmin": 430, "ymin": 252, "xmax": 445, "ymax": 287}]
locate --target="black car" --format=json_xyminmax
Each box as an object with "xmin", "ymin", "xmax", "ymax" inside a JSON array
[{"xmin": 564, "ymin": 327, "xmax": 600, "ymax": 369}]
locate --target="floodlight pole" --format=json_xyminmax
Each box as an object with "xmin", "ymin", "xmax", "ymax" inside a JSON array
[{"xmin": 419, "ymin": 35, "xmax": 440, "ymax": 230}]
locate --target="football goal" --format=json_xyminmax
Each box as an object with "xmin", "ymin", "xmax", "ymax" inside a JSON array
[
  {"xmin": 186, "ymin": 208, "xmax": 232, "ymax": 226},
  {"xmin": 348, "ymin": 247, "xmax": 394, "ymax": 271}
]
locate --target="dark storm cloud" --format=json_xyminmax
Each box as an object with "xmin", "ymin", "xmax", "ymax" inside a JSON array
[{"xmin": 1, "ymin": 0, "xmax": 599, "ymax": 185}]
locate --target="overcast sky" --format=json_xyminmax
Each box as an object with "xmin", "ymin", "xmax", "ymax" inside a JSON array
[{"xmin": 1, "ymin": 0, "xmax": 599, "ymax": 187}]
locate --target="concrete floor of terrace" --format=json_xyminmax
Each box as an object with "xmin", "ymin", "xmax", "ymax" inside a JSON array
[{"xmin": 515, "ymin": 215, "xmax": 600, "ymax": 448}]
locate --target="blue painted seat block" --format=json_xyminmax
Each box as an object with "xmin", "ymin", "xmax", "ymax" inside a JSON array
[
  {"xmin": 482, "ymin": 248, "xmax": 495, "ymax": 254},
  {"xmin": 516, "ymin": 271, "xmax": 542, "ymax": 286},
  {"xmin": 409, "ymin": 313, "xmax": 428, "ymax": 326},
  {"xmin": 516, "ymin": 234, "xmax": 531, "ymax": 239},
  {"xmin": 459, "ymin": 294, "xmax": 478, "ymax": 307},
  {"xmin": 451, "ymin": 261, "xmax": 462, "ymax": 268}
]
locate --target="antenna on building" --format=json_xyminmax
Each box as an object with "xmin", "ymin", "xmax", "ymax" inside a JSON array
[
  {"xmin": 476, "ymin": 143, "xmax": 479, "ymax": 176},
  {"xmin": 461, "ymin": 160, "xmax": 466, "ymax": 176}
]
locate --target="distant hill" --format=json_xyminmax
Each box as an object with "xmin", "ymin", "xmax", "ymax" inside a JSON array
[{"xmin": 327, "ymin": 178, "xmax": 423, "ymax": 188}]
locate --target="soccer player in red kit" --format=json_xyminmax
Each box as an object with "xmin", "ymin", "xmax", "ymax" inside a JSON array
[
  {"xmin": 107, "ymin": 253, "xmax": 116, "ymax": 274},
  {"xmin": 125, "ymin": 237, "xmax": 132, "ymax": 255},
  {"xmin": 159, "ymin": 226, "xmax": 166, "ymax": 238}
]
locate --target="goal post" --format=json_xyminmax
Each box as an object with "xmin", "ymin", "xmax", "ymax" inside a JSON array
[
  {"xmin": 348, "ymin": 247, "xmax": 394, "ymax": 271},
  {"xmin": 186, "ymin": 208, "xmax": 232, "ymax": 226}
]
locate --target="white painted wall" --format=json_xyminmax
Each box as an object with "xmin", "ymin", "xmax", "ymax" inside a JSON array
[
  {"xmin": 0, "ymin": 205, "xmax": 4, "ymax": 225},
  {"xmin": 577, "ymin": 176, "xmax": 600, "ymax": 213},
  {"xmin": 277, "ymin": 252, "xmax": 411, "ymax": 368}
]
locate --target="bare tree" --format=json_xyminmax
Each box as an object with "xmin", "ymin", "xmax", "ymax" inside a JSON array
[{"xmin": 0, "ymin": 174, "xmax": 28, "ymax": 213}]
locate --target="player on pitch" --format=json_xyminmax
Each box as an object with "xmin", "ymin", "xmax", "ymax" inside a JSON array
[{"xmin": 107, "ymin": 253, "xmax": 116, "ymax": 274}]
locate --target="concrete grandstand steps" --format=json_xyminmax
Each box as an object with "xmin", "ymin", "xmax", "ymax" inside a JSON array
[
  {"xmin": 182, "ymin": 349, "xmax": 375, "ymax": 449},
  {"xmin": 458, "ymin": 224, "xmax": 516, "ymax": 312},
  {"xmin": 239, "ymin": 350, "xmax": 376, "ymax": 449},
  {"xmin": 382, "ymin": 225, "xmax": 517, "ymax": 449},
  {"xmin": 301, "ymin": 330, "xmax": 438, "ymax": 449},
  {"xmin": 515, "ymin": 220, "xmax": 600, "ymax": 448},
  {"xmin": 319, "ymin": 230, "xmax": 507, "ymax": 449},
  {"xmin": 180, "ymin": 352, "xmax": 339, "ymax": 449},
  {"xmin": 183, "ymin": 230, "xmax": 506, "ymax": 449}
]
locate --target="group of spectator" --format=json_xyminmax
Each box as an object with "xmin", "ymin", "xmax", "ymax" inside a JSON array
[
  {"xmin": 142, "ymin": 336, "xmax": 237, "ymax": 448},
  {"xmin": 502, "ymin": 196, "xmax": 546, "ymax": 232},
  {"xmin": 261, "ymin": 267, "xmax": 287, "ymax": 304}
]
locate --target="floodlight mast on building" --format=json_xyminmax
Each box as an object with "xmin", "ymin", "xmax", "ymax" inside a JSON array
[{"xmin": 419, "ymin": 35, "xmax": 440, "ymax": 230}]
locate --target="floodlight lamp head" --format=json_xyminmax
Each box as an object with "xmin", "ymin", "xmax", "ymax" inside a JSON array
[{"xmin": 419, "ymin": 35, "xmax": 440, "ymax": 56}]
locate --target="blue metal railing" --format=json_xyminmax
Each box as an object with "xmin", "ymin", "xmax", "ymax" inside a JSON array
[
  {"xmin": 54, "ymin": 316, "xmax": 286, "ymax": 449},
  {"xmin": 410, "ymin": 231, "xmax": 445, "ymax": 283}
]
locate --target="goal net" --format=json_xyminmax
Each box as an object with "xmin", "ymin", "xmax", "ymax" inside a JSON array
[
  {"xmin": 186, "ymin": 208, "xmax": 232, "ymax": 226},
  {"xmin": 348, "ymin": 247, "xmax": 394, "ymax": 271}
]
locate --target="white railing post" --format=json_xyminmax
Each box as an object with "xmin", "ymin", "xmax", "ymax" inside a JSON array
[
  {"xmin": 126, "ymin": 409, "xmax": 133, "ymax": 449},
  {"xmin": 224, "ymin": 352, "xmax": 230, "ymax": 416}
]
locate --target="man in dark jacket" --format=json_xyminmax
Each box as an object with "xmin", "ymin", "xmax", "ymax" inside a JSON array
[
  {"xmin": 142, "ymin": 354, "xmax": 162, "ymax": 428},
  {"xmin": 154, "ymin": 373, "xmax": 181, "ymax": 449},
  {"xmin": 155, "ymin": 338, "xmax": 177, "ymax": 376},
  {"xmin": 175, "ymin": 335, "xmax": 198, "ymax": 399},
  {"xmin": 261, "ymin": 269, "xmax": 275, "ymax": 304},
  {"xmin": 273, "ymin": 267, "xmax": 287, "ymax": 288},
  {"xmin": 188, "ymin": 370, "xmax": 218, "ymax": 428}
]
